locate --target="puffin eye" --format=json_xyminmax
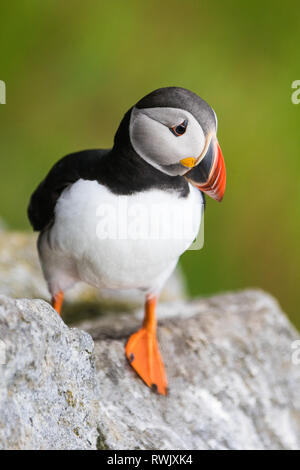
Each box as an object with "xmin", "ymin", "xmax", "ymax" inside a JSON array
[{"xmin": 170, "ymin": 119, "xmax": 188, "ymax": 136}]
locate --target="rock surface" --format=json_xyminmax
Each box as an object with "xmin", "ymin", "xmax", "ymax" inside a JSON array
[
  {"xmin": 0, "ymin": 296, "xmax": 99, "ymax": 450},
  {"xmin": 0, "ymin": 289, "xmax": 299, "ymax": 450}
]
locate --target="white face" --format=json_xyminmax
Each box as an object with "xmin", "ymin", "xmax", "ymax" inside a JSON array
[{"xmin": 129, "ymin": 106, "xmax": 206, "ymax": 176}]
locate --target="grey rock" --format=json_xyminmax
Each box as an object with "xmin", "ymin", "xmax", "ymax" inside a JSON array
[
  {"xmin": 0, "ymin": 289, "xmax": 299, "ymax": 450},
  {"xmin": 0, "ymin": 296, "xmax": 99, "ymax": 450}
]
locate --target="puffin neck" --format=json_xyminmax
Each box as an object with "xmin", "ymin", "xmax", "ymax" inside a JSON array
[{"xmin": 98, "ymin": 109, "xmax": 189, "ymax": 197}]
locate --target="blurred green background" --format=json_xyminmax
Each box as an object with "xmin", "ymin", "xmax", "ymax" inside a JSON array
[{"xmin": 0, "ymin": 1, "xmax": 299, "ymax": 328}]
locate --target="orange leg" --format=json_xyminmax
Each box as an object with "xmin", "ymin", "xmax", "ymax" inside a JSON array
[
  {"xmin": 125, "ymin": 295, "xmax": 168, "ymax": 395},
  {"xmin": 51, "ymin": 291, "xmax": 64, "ymax": 316}
]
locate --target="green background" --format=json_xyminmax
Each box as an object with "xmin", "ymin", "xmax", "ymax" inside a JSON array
[{"xmin": 0, "ymin": 1, "xmax": 299, "ymax": 328}]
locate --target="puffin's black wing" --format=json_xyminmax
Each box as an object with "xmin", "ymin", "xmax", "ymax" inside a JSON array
[{"xmin": 28, "ymin": 149, "xmax": 109, "ymax": 231}]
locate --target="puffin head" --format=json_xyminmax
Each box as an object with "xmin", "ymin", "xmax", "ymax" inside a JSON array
[{"xmin": 127, "ymin": 87, "xmax": 226, "ymax": 201}]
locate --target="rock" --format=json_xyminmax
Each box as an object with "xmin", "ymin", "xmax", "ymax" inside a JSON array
[
  {"xmin": 0, "ymin": 289, "xmax": 299, "ymax": 450},
  {"xmin": 0, "ymin": 296, "xmax": 99, "ymax": 450},
  {"xmin": 0, "ymin": 231, "xmax": 186, "ymax": 322}
]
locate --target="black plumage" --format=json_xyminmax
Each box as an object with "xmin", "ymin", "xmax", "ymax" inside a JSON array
[
  {"xmin": 28, "ymin": 87, "xmax": 213, "ymax": 232},
  {"xmin": 28, "ymin": 109, "xmax": 190, "ymax": 232}
]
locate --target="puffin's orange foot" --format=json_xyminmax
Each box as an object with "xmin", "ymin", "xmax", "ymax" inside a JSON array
[
  {"xmin": 51, "ymin": 290, "xmax": 64, "ymax": 316},
  {"xmin": 125, "ymin": 328, "xmax": 168, "ymax": 395}
]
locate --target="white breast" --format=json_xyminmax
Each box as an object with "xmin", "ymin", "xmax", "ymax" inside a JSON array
[{"xmin": 40, "ymin": 180, "xmax": 203, "ymax": 295}]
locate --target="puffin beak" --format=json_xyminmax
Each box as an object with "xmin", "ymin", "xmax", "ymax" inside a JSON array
[
  {"xmin": 184, "ymin": 136, "xmax": 226, "ymax": 202},
  {"xmin": 180, "ymin": 157, "xmax": 197, "ymax": 168}
]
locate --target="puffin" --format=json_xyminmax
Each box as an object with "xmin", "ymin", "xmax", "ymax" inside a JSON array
[{"xmin": 28, "ymin": 87, "xmax": 226, "ymax": 395}]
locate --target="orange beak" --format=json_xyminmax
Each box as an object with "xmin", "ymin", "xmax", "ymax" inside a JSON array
[{"xmin": 184, "ymin": 137, "xmax": 226, "ymax": 202}]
